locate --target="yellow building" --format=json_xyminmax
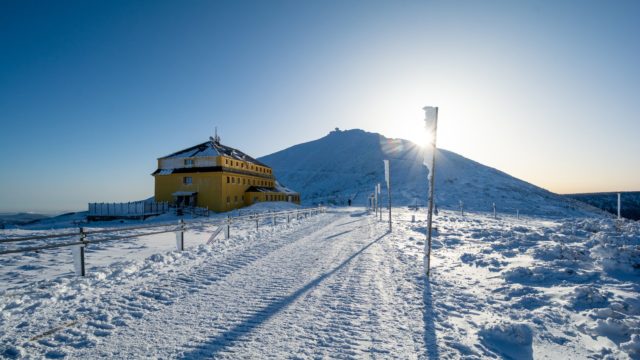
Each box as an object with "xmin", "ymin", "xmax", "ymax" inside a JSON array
[{"xmin": 152, "ymin": 136, "xmax": 300, "ymax": 212}]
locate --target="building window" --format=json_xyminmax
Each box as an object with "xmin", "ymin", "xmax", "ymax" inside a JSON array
[
  {"xmin": 227, "ymin": 176, "xmax": 230, "ymax": 183},
  {"xmin": 241, "ymin": 195, "xmax": 244, "ymax": 201},
  {"xmin": 183, "ymin": 177, "xmax": 192, "ymax": 184},
  {"xmin": 242, "ymin": 178, "xmax": 245, "ymax": 185},
  {"xmin": 184, "ymin": 159, "xmax": 194, "ymax": 167},
  {"xmin": 234, "ymin": 195, "xmax": 238, "ymax": 203},
  {"xmin": 232, "ymin": 177, "xmax": 235, "ymax": 183},
  {"xmin": 226, "ymin": 196, "xmax": 230, "ymax": 204}
]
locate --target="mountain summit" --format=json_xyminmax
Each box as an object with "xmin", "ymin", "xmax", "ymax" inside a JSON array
[{"xmin": 259, "ymin": 129, "xmax": 600, "ymax": 217}]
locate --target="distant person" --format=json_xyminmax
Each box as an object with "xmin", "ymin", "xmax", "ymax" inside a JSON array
[
  {"xmin": 434, "ymin": 205, "xmax": 439, "ymax": 215},
  {"xmin": 348, "ymin": 199, "xmax": 352, "ymax": 206}
]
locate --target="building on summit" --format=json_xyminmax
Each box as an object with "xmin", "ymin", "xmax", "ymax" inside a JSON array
[{"xmin": 152, "ymin": 134, "xmax": 300, "ymax": 212}]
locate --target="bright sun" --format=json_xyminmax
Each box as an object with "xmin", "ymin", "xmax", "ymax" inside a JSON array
[{"xmin": 396, "ymin": 120, "xmax": 432, "ymax": 148}]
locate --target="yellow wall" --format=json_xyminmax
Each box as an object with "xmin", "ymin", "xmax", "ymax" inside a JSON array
[
  {"xmin": 154, "ymin": 172, "xmax": 224, "ymax": 211},
  {"xmin": 245, "ymin": 192, "xmax": 301, "ymax": 206},
  {"xmin": 154, "ymin": 155, "xmax": 300, "ymax": 212}
]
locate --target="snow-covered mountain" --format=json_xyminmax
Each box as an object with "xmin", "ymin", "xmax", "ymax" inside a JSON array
[{"xmin": 259, "ymin": 129, "xmax": 601, "ymax": 217}]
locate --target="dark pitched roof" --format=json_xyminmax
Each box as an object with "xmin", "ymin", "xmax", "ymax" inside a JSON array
[{"xmin": 160, "ymin": 140, "xmax": 269, "ymax": 167}]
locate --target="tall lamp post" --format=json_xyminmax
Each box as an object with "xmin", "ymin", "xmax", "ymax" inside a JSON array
[{"xmin": 424, "ymin": 106, "xmax": 438, "ymax": 277}]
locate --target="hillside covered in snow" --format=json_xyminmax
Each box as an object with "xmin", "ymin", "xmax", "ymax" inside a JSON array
[
  {"xmin": 566, "ymin": 192, "xmax": 640, "ymax": 221},
  {"xmin": 259, "ymin": 129, "xmax": 602, "ymax": 217}
]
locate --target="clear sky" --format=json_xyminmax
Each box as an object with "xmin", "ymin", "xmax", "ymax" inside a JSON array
[{"xmin": 1, "ymin": 0, "xmax": 639, "ymax": 212}]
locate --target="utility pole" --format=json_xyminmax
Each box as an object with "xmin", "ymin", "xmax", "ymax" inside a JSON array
[{"xmin": 424, "ymin": 106, "xmax": 438, "ymax": 277}]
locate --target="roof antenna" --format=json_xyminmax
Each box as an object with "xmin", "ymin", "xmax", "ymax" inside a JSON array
[{"xmin": 210, "ymin": 126, "xmax": 221, "ymax": 144}]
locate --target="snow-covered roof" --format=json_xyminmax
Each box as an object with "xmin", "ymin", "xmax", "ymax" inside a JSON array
[
  {"xmin": 245, "ymin": 186, "xmax": 299, "ymax": 194},
  {"xmin": 161, "ymin": 140, "xmax": 268, "ymax": 167},
  {"xmin": 275, "ymin": 181, "xmax": 298, "ymax": 194}
]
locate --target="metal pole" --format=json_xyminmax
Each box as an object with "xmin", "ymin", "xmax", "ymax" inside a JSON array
[
  {"xmin": 374, "ymin": 186, "xmax": 378, "ymax": 217},
  {"xmin": 175, "ymin": 219, "xmax": 184, "ymax": 251},
  {"xmin": 388, "ymin": 170, "xmax": 392, "ymax": 231},
  {"xmin": 425, "ymin": 107, "xmax": 438, "ymax": 277},
  {"xmin": 378, "ymin": 184, "xmax": 382, "ymax": 221}
]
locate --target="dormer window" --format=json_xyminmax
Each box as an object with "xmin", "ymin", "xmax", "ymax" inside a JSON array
[{"xmin": 184, "ymin": 159, "xmax": 194, "ymax": 167}]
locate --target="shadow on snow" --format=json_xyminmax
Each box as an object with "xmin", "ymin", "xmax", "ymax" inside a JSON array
[{"xmin": 179, "ymin": 230, "xmax": 390, "ymax": 359}]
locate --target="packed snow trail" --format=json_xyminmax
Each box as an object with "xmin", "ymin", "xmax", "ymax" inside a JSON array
[{"xmin": 2, "ymin": 209, "xmax": 430, "ymax": 358}]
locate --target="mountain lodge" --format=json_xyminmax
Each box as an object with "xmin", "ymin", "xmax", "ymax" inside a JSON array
[{"xmin": 152, "ymin": 135, "xmax": 300, "ymax": 212}]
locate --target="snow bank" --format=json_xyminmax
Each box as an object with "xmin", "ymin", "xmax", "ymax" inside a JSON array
[
  {"xmin": 479, "ymin": 321, "xmax": 533, "ymax": 359},
  {"xmin": 566, "ymin": 286, "xmax": 610, "ymax": 311},
  {"xmin": 621, "ymin": 334, "xmax": 640, "ymax": 359}
]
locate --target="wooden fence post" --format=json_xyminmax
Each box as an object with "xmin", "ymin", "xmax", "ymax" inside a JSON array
[{"xmin": 72, "ymin": 227, "xmax": 86, "ymax": 276}]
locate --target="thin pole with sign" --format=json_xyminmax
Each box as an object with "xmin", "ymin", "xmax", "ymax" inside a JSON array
[
  {"xmin": 384, "ymin": 159, "xmax": 391, "ymax": 231},
  {"xmin": 424, "ymin": 106, "xmax": 438, "ymax": 277}
]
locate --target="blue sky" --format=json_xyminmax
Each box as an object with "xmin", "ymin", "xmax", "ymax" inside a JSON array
[{"xmin": 1, "ymin": 0, "xmax": 639, "ymax": 212}]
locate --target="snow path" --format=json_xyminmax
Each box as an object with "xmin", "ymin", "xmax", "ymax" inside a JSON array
[{"xmin": 3, "ymin": 209, "xmax": 430, "ymax": 358}]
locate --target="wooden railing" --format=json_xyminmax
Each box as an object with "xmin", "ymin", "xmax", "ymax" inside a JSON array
[{"xmin": 0, "ymin": 207, "xmax": 325, "ymax": 278}]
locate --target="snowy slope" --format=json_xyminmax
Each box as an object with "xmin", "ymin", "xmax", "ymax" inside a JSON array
[
  {"xmin": 259, "ymin": 129, "xmax": 602, "ymax": 217},
  {"xmin": 0, "ymin": 213, "xmax": 50, "ymax": 228},
  {"xmin": 567, "ymin": 191, "xmax": 640, "ymax": 220}
]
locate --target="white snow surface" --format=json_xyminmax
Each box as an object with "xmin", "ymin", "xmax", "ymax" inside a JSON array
[
  {"xmin": 259, "ymin": 129, "xmax": 604, "ymax": 217},
  {"xmin": 1, "ymin": 208, "xmax": 639, "ymax": 359}
]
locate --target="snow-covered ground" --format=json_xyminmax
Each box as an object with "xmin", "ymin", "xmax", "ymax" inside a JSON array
[
  {"xmin": 0, "ymin": 202, "xmax": 301, "ymax": 290},
  {"xmin": 1, "ymin": 207, "xmax": 638, "ymax": 359}
]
